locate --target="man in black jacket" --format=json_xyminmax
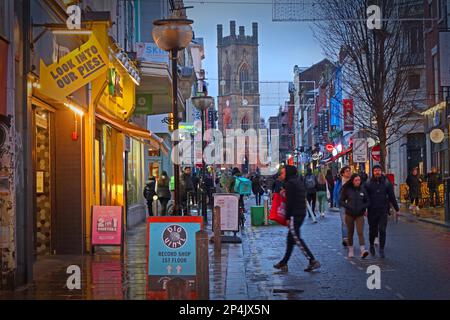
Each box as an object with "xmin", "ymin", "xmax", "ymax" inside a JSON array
[
  {"xmin": 365, "ymin": 165, "xmax": 399, "ymax": 258},
  {"xmin": 274, "ymin": 165, "xmax": 321, "ymax": 272}
]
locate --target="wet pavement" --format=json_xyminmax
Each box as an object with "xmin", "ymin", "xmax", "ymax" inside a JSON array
[{"xmin": 1, "ymin": 196, "xmax": 450, "ymax": 300}]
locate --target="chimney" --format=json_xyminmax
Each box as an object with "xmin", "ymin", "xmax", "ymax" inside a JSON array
[
  {"xmin": 252, "ymin": 22, "xmax": 258, "ymax": 42},
  {"xmin": 217, "ymin": 24, "xmax": 223, "ymax": 45},
  {"xmin": 230, "ymin": 21, "xmax": 236, "ymax": 37},
  {"xmin": 239, "ymin": 26, "xmax": 245, "ymax": 37}
]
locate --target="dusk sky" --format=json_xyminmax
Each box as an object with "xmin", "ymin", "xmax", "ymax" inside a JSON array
[{"xmin": 187, "ymin": 0, "xmax": 325, "ymax": 121}]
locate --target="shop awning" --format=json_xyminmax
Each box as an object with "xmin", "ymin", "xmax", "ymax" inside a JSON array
[{"xmin": 95, "ymin": 109, "xmax": 168, "ymax": 154}]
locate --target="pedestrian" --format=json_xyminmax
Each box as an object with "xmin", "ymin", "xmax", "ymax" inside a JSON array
[
  {"xmin": 273, "ymin": 165, "xmax": 321, "ymax": 272},
  {"xmin": 180, "ymin": 166, "xmax": 194, "ymax": 214},
  {"xmin": 325, "ymin": 169, "xmax": 335, "ymax": 208},
  {"xmin": 143, "ymin": 176, "xmax": 156, "ymax": 216},
  {"xmin": 252, "ymin": 175, "xmax": 264, "ymax": 206},
  {"xmin": 204, "ymin": 173, "xmax": 214, "ymax": 207},
  {"xmin": 365, "ymin": 165, "xmax": 399, "ymax": 258},
  {"xmin": 304, "ymin": 168, "xmax": 318, "ymax": 222},
  {"xmin": 340, "ymin": 174, "xmax": 370, "ymax": 258},
  {"xmin": 333, "ymin": 166, "xmax": 352, "ymax": 247},
  {"xmin": 191, "ymin": 172, "xmax": 199, "ymax": 206},
  {"xmin": 406, "ymin": 167, "xmax": 421, "ymax": 212},
  {"xmin": 426, "ymin": 167, "xmax": 441, "ymax": 207},
  {"xmin": 156, "ymin": 171, "xmax": 171, "ymax": 215},
  {"xmin": 316, "ymin": 172, "xmax": 328, "ymax": 218}
]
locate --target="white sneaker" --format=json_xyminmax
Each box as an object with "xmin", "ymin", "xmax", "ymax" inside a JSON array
[
  {"xmin": 360, "ymin": 246, "xmax": 369, "ymax": 259},
  {"xmin": 321, "ymin": 213, "xmax": 325, "ymax": 218},
  {"xmin": 409, "ymin": 205, "xmax": 414, "ymax": 210},
  {"xmin": 348, "ymin": 246, "xmax": 354, "ymax": 258},
  {"xmin": 374, "ymin": 237, "xmax": 379, "ymax": 245}
]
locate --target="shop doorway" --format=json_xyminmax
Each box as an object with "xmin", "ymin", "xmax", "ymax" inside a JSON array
[{"xmin": 33, "ymin": 106, "xmax": 54, "ymax": 256}]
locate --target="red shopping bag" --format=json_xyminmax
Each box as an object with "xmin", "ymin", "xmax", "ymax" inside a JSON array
[{"xmin": 269, "ymin": 192, "xmax": 287, "ymax": 226}]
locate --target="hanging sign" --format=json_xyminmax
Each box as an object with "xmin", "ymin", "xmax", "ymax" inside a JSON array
[
  {"xmin": 430, "ymin": 128, "xmax": 445, "ymax": 144},
  {"xmin": 39, "ymin": 35, "xmax": 108, "ymax": 102},
  {"xmin": 343, "ymin": 99, "xmax": 354, "ymax": 131},
  {"xmin": 135, "ymin": 94, "xmax": 153, "ymax": 115}
]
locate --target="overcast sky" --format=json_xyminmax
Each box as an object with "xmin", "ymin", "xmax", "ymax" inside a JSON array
[{"xmin": 187, "ymin": 0, "xmax": 325, "ymax": 121}]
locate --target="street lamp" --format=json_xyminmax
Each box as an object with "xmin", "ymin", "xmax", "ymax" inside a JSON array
[
  {"xmin": 152, "ymin": 18, "xmax": 193, "ymax": 215},
  {"xmin": 192, "ymin": 95, "xmax": 214, "ymax": 222}
]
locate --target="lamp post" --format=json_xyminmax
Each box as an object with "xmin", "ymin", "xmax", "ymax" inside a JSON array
[
  {"xmin": 192, "ymin": 96, "xmax": 214, "ymax": 222},
  {"xmin": 152, "ymin": 18, "xmax": 193, "ymax": 215}
]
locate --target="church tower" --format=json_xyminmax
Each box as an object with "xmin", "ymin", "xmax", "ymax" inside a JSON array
[{"xmin": 217, "ymin": 21, "xmax": 260, "ymax": 173}]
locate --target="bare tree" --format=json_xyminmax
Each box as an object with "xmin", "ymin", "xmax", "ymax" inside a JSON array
[{"xmin": 314, "ymin": 0, "xmax": 424, "ymax": 171}]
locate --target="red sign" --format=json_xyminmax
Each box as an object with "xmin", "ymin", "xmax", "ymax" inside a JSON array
[
  {"xmin": 371, "ymin": 145, "xmax": 381, "ymax": 162},
  {"xmin": 91, "ymin": 206, "xmax": 123, "ymax": 246},
  {"xmin": 343, "ymin": 99, "xmax": 354, "ymax": 131}
]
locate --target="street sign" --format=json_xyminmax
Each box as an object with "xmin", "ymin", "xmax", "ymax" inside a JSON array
[
  {"xmin": 352, "ymin": 138, "xmax": 367, "ymax": 163},
  {"xmin": 146, "ymin": 216, "xmax": 203, "ymax": 299},
  {"xmin": 430, "ymin": 128, "xmax": 445, "ymax": 144},
  {"xmin": 213, "ymin": 193, "xmax": 240, "ymax": 232},
  {"xmin": 371, "ymin": 145, "xmax": 381, "ymax": 162}
]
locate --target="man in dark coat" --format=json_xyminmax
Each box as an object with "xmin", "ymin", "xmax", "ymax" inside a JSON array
[
  {"xmin": 274, "ymin": 165, "xmax": 321, "ymax": 272},
  {"xmin": 406, "ymin": 167, "xmax": 421, "ymax": 211},
  {"xmin": 427, "ymin": 167, "xmax": 441, "ymax": 207},
  {"xmin": 180, "ymin": 167, "xmax": 194, "ymax": 213},
  {"xmin": 365, "ymin": 165, "xmax": 399, "ymax": 258},
  {"xmin": 143, "ymin": 176, "xmax": 157, "ymax": 216}
]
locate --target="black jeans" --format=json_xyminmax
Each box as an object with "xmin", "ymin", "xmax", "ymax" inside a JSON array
[
  {"xmin": 281, "ymin": 215, "xmax": 316, "ymax": 264},
  {"xmin": 429, "ymin": 188, "xmax": 439, "ymax": 206},
  {"xmin": 255, "ymin": 192, "xmax": 261, "ymax": 206},
  {"xmin": 147, "ymin": 202, "xmax": 153, "ymax": 217},
  {"xmin": 368, "ymin": 212, "xmax": 388, "ymax": 249},
  {"xmin": 159, "ymin": 198, "xmax": 169, "ymax": 215},
  {"xmin": 306, "ymin": 192, "xmax": 317, "ymax": 215}
]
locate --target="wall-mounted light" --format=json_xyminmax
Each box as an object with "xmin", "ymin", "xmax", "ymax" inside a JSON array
[{"xmin": 64, "ymin": 102, "xmax": 85, "ymax": 117}]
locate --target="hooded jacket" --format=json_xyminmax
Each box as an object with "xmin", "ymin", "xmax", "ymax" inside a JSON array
[
  {"xmin": 284, "ymin": 166, "xmax": 306, "ymax": 219},
  {"xmin": 365, "ymin": 172, "xmax": 399, "ymax": 214}
]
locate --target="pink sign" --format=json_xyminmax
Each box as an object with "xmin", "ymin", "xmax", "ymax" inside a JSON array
[{"xmin": 91, "ymin": 206, "xmax": 123, "ymax": 246}]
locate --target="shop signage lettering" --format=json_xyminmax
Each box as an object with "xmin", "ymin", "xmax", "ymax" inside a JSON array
[
  {"xmin": 40, "ymin": 35, "xmax": 108, "ymax": 102},
  {"xmin": 91, "ymin": 206, "xmax": 123, "ymax": 246}
]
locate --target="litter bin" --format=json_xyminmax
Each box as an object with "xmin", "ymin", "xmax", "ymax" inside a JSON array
[{"xmin": 250, "ymin": 206, "xmax": 265, "ymax": 226}]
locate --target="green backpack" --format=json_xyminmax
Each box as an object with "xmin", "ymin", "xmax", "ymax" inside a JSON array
[{"xmin": 234, "ymin": 177, "xmax": 252, "ymax": 195}]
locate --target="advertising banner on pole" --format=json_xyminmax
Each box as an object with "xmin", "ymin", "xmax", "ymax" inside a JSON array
[
  {"xmin": 146, "ymin": 216, "xmax": 203, "ymax": 299},
  {"xmin": 343, "ymin": 99, "xmax": 354, "ymax": 131}
]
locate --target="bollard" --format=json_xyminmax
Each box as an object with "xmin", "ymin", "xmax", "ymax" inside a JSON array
[
  {"xmin": 213, "ymin": 206, "xmax": 222, "ymax": 253},
  {"xmin": 196, "ymin": 230, "xmax": 210, "ymax": 300},
  {"xmin": 264, "ymin": 198, "xmax": 269, "ymax": 225},
  {"xmin": 167, "ymin": 277, "xmax": 190, "ymax": 300}
]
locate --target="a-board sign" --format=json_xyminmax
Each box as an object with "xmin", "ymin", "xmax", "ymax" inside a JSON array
[
  {"xmin": 213, "ymin": 193, "xmax": 240, "ymax": 232},
  {"xmin": 146, "ymin": 216, "xmax": 203, "ymax": 299},
  {"xmin": 91, "ymin": 206, "xmax": 123, "ymax": 246}
]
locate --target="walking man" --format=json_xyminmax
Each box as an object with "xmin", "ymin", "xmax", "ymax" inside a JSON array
[
  {"xmin": 365, "ymin": 165, "xmax": 399, "ymax": 258},
  {"xmin": 274, "ymin": 165, "xmax": 321, "ymax": 272},
  {"xmin": 333, "ymin": 166, "xmax": 352, "ymax": 247}
]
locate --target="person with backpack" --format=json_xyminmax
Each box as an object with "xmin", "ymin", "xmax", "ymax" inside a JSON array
[
  {"xmin": 273, "ymin": 165, "xmax": 321, "ymax": 272},
  {"xmin": 340, "ymin": 174, "xmax": 370, "ymax": 258},
  {"xmin": 304, "ymin": 168, "xmax": 318, "ymax": 222},
  {"xmin": 333, "ymin": 166, "xmax": 352, "ymax": 247},
  {"xmin": 252, "ymin": 175, "xmax": 264, "ymax": 206},
  {"xmin": 316, "ymin": 172, "xmax": 328, "ymax": 218},
  {"xmin": 156, "ymin": 171, "xmax": 171, "ymax": 215},
  {"xmin": 143, "ymin": 176, "xmax": 157, "ymax": 216},
  {"xmin": 365, "ymin": 165, "xmax": 399, "ymax": 258}
]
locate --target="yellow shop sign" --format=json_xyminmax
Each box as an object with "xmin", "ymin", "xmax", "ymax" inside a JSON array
[{"xmin": 39, "ymin": 35, "xmax": 108, "ymax": 102}]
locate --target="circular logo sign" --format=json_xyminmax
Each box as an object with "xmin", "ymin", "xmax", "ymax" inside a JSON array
[
  {"xmin": 163, "ymin": 225, "xmax": 187, "ymax": 249},
  {"xmin": 430, "ymin": 128, "xmax": 445, "ymax": 144},
  {"xmin": 137, "ymin": 96, "xmax": 146, "ymax": 106}
]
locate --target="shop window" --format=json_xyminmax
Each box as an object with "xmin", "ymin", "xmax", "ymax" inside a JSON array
[
  {"xmin": 408, "ymin": 74, "xmax": 420, "ymax": 90},
  {"xmin": 127, "ymin": 138, "xmax": 145, "ymax": 206}
]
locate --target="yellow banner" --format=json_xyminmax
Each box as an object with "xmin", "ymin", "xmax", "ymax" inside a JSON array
[{"xmin": 39, "ymin": 35, "xmax": 108, "ymax": 102}]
